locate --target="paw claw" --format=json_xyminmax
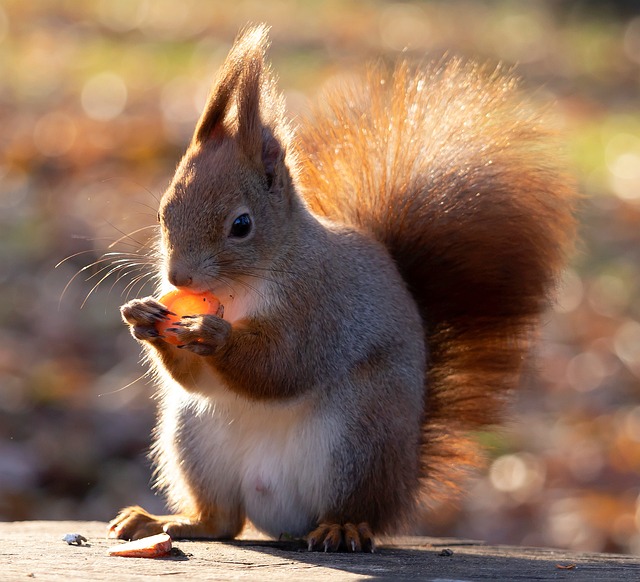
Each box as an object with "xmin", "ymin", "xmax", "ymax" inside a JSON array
[
  {"xmin": 306, "ymin": 522, "xmax": 374, "ymax": 553},
  {"xmin": 121, "ymin": 297, "xmax": 175, "ymax": 343}
]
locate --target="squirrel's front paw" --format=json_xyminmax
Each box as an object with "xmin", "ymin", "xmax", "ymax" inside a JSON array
[
  {"xmin": 169, "ymin": 314, "xmax": 231, "ymax": 356},
  {"xmin": 120, "ymin": 297, "xmax": 171, "ymax": 342}
]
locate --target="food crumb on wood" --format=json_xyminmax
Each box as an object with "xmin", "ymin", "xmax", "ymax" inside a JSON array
[
  {"xmin": 108, "ymin": 532, "xmax": 172, "ymax": 558},
  {"xmin": 62, "ymin": 533, "xmax": 88, "ymax": 546},
  {"xmin": 556, "ymin": 563, "xmax": 577, "ymax": 569}
]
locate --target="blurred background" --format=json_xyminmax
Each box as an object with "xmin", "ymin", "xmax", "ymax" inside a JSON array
[{"xmin": 1, "ymin": 0, "xmax": 639, "ymax": 555}]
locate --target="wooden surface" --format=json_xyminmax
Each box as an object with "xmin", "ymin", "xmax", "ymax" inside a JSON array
[{"xmin": 1, "ymin": 520, "xmax": 639, "ymax": 581}]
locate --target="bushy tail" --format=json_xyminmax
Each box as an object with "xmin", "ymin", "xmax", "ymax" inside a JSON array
[{"xmin": 297, "ymin": 60, "xmax": 577, "ymax": 504}]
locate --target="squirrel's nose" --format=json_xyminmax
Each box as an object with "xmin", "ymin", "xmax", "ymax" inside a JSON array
[{"xmin": 168, "ymin": 267, "xmax": 193, "ymax": 288}]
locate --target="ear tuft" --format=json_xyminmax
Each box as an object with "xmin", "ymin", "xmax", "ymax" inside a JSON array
[
  {"xmin": 192, "ymin": 24, "xmax": 291, "ymax": 193},
  {"xmin": 193, "ymin": 24, "xmax": 271, "ymax": 145}
]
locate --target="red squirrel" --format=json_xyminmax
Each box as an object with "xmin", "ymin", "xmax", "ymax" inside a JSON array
[{"xmin": 109, "ymin": 25, "xmax": 576, "ymax": 552}]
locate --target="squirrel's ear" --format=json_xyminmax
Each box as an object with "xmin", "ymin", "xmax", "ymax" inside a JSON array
[
  {"xmin": 193, "ymin": 25, "xmax": 270, "ymax": 145},
  {"xmin": 193, "ymin": 25, "xmax": 286, "ymax": 188},
  {"xmin": 193, "ymin": 64, "xmax": 238, "ymax": 145},
  {"xmin": 235, "ymin": 48, "xmax": 285, "ymax": 189}
]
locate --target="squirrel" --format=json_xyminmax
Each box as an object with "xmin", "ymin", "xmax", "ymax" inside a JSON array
[{"xmin": 108, "ymin": 25, "xmax": 576, "ymax": 552}]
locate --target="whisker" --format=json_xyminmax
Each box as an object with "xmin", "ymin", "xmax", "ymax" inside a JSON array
[
  {"xmin": 84, "ymin": 259, "xmax": 152, "ymax": 283},
  {"xmin": 120, "ymin": 268, "xmax": 151, "ymax": 292},
  {"xmin": 211, "ymin": 257, "xmax": 297, "ymax": 278},
  {"xmin": 107, "ymin": 224, "xmax": 159, "ymax": 250},
  {"xmin": 109, "ymin": 263, "xmax": 154, "ymax": 296},
  {"xmin": 97, "ymin": 369, "xmax": 153, "ymax": 397},
  {"xmin": 73, "ymin": 253, "xmax": 151, "ymax": 277},
  {"xmin": 58, "ymin": 255, "xmax": 138, "ymax": 307},
  {"xmin": 59, "ymin": 202, "xmax": 160, "ymax": 308},
  {"xmin": 224, "ymin": 275, "xmax": 269, "ymax": 301},
  {"xmin": 200, "ymin": 254, "xmax": 298, "ymax": 299},
  {"xmin": 81, "ymin": 264, "xmax": 150, "ymax": 308},
  {"xmin": 103, "ymin": 240, "xmax": 152, "ymax": 252},
  {"xmin": 122, "ymin": 269, "xmax": 158, "ymax": 299},
  {"xmin": 100, "ymin": 176, "xmax": 161, "ymax": 205},
  {"xmin": 101, "ymin": 218, "xmax": 157, "ymax": 250},
  {"xmin": 55, "ymin": 249, "xmax": 101, "ymax": 269},
  {"xmin": 108, "ymin": 267, "xmax": 135, "ymax": 297},
  {"xmin": 238, "ymin": 265, "xmax": 297, "ymax": 276},
  {"xmin": 100, "ymin": 251, "xmax": 155, "ymax": 259},
  {"xmin": 133, "ymin": 200, "xmax": 161, "ymax": 216},
  {"xmin": 212, "ymin": 274, "xmax": 241, "ymax": 301},
  {"xmin": 57, "ymin": 218, "xmax": 156, "ymax": 276},
  {"xmin": 215, "ymin": 265, "xmax": 298, "ymax": 294},
  {"xmin": 130, "ymin": 272, "xmax": 161, "ymax": 301}
]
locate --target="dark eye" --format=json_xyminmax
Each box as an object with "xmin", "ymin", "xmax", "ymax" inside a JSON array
[{"xmin": 229, "ymin": 213, "xmax": 252, "ymax": 238}]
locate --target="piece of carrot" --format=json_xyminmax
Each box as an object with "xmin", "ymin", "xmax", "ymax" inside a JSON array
[
  {"xmin": 107, "ymin": 532, "xmax": 172, "ymax": 558},
  {"xmin": 156, "ymin": 289, "xmax": 221, "ymax": 345}
]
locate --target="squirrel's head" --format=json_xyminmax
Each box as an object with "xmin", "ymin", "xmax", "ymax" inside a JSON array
[{"xmin": 158, "ymin": 25, "xmax": 298, "ymax": 295}]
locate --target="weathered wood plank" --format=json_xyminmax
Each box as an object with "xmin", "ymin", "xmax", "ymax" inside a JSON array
[{"xmin": 1, "ymin": 521, "xmax": 638, "ymax": 581}]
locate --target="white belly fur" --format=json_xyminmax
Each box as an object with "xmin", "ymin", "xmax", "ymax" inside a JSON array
[{"xmin": 159, "ymin": 374, "xmax": 337, "ymax": 538}]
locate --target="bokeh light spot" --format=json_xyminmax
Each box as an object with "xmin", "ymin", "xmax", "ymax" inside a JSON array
[
  {"xmin": 605, "ymin": 133, "xmax": 640, "ymax": 201},
  {"xmin": 81, "ymin": 72, "xmax": 128, "ymax": 121},
  {"xmin": 566, "ymin": 351, "xmax": 607, "ymax": 392},
  {"xmin": 588, "ymin": 273, "xmax": 631, "ymax": 317},
  {"xmin": 613, "ymin": 320, "xmax": 640, "ymax": 374},
  {"xmin": 489, "ymin": 453, "xmax": 545, "ymax": 500}
]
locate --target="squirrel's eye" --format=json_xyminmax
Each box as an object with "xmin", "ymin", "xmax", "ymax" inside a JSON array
[{"xmin": 229, "ymin": 213, "xmax": 252, "ymax": 238}]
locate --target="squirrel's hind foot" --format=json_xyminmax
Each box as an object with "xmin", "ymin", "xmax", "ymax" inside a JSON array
[
  {"xmin": 108, "ymin": 505, "xmax": 244, "ymax": 541},
  {"xmin": 108, "ymin": 506, "xmax": 166, "ymax": 540},
  {"xmin": 306, "ymin": 522, "xmax": 375, "ymax": 553}
]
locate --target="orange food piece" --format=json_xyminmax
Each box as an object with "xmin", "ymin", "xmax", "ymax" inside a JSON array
[
  {"xmin": 107, "ymin": 532, "xmax": 172, "ymax": 558},
  {"xmin": 156, "ymin": 289, "xmax": 221, "ymax": 345}
]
